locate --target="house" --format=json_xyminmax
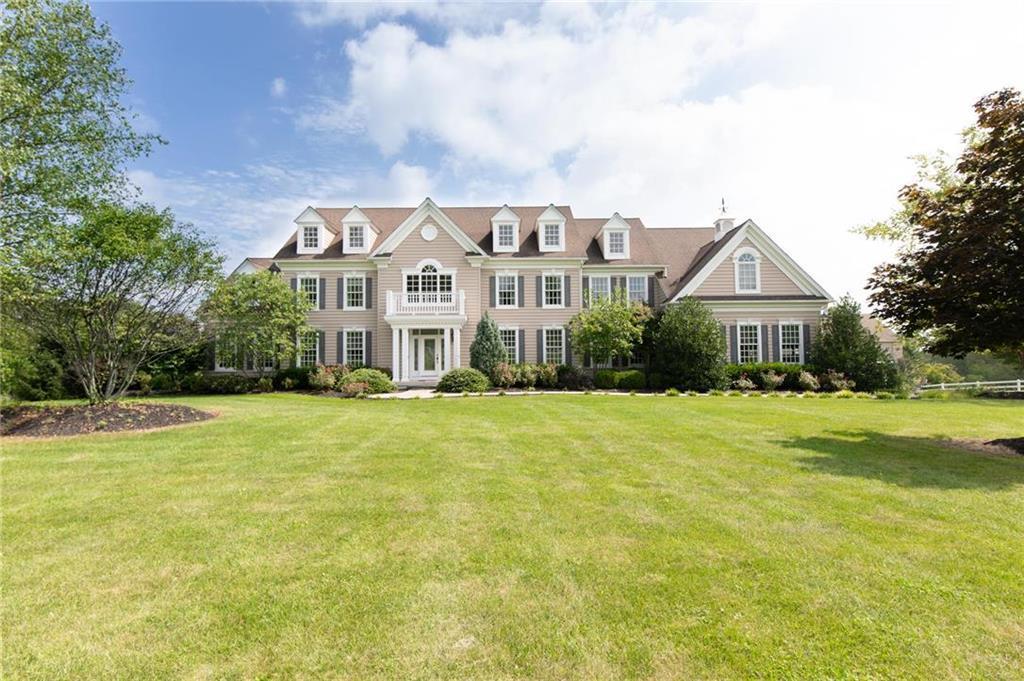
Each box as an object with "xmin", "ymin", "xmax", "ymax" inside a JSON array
[
  {"xmin": 861, "ymin": 314, "xmax": 904, "ymax": 361},
  {"xmin": 229, "ymin": 198, "xmax": 831, "ymax": 384}
]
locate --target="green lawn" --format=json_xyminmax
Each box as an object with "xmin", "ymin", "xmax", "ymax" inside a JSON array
[{"xmin": 4, "ymin": 394, "xmax": 1024, "ymax": 679}]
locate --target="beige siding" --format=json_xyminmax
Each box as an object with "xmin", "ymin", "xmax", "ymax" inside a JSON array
[
  {"xmin": 288, "ymin": 273, "xmax": 377, "ymax": 366},
  {"xmin": 696, "ymin": 239, "xmax": 804, "ymax": 296},
  {"xmin": 484, "ymin": 268, "xmax": 583, "ymax": 363}
]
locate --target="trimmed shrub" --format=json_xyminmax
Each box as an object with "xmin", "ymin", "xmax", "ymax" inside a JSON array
[
  {"xmin": 760, "ymin": 370, "xmax": 785, "ymax": 392},
  {"xmin": 437, "ymin": 368, "xmax": 490, "ymax": 393},
  {"xmin": 725, "ymin": 363, "xmax": 805, "ymax": 390},
  {"xmin": 151, "ymin": 372, "xmax": 178, "ymax": 393},
  {"xmin": 556, "ymin": 364, "xmax": 593, "ymax": 391},
  {"xmin": 490, "ymin": 362, "xmax": 516, "ymax": 389},
  {"xmin": 372, "ymin": 366, "xmax": 393, "ymax": 379},
  {"xmin": 309, "ymin": 365, "xmax": 336, "ymax": 391},
  {"xmin": 514, "ymin": 363, "xmax": 537, "ymax": 389},
  {"xmin": 651, "ymin": 298, "xmax": 728, "ymax": 391},
  {"xmin": 732, "ymin": 375, "xmax": 757, "ymax": 392},
  {"xmin": 535, "ymin": 363, "xmax": 558, "ymax": 389},
  {"xmin": 274, "ymin": 367, "xmax": 311, "ymax": 390},
  {"xmin": 135, "ymin": 371, "xmax": 153, "ymax": 396},
  {"xmin": 819, "ymin": 369, "xmax": 855, "ymax": 392},
  {"xmin": 835, "ymin": 389, "xmax": 856, "ymax": 399},
  {"xmin": 340, "ymin": 381, "xmax": 369, "ymax": 398},
  {"xmin": 183, "ymin": 372, "xmax": 255, "ymax": 395},
  {"xmin": 616, "ymin": 370, "xmax": 646, "ymax": 390},
  {"xmin": 256, "ymin": 377, "xmax": 274, "ymax": 393},
  {"xmin": 594, "ymin": 369, "xmax": 617, "ymax": 389},
  {"xmin": 665, "ymin": 387, "xmax": 681, "ymax": 397},
  {"xmin": 340, "ymin": 368, "xmax": 395, "ymax": 394},
  {"xmin": 797, "ymin": 371, "xmax": 820, "ymax": 392}
]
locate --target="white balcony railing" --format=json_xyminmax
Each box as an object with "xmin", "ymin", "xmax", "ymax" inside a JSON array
[{"xmin": 386, "ymin": 290, "xmax": 465, "ymax": 316}]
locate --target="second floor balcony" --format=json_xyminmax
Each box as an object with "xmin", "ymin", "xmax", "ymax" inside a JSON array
[{"xmin": 385, "ymin": 290, "xmax": 466, "ymax": 317}]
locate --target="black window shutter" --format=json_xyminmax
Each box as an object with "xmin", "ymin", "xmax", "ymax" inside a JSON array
[
  {"xmin": 318, "ymin": 330, "xmax": 325, "ymax": 364},
  {"xmin": 803, "ymin": 324, "xmax": 812, "ymax": 364},
  {"xmin": 729, "ymin": 325, "xmax": 739, "ymax": 363},
  {"xmin": 564, "ymin": 328, "xmax": 573, "ymax": 365},
  {"xmin": 337, "ymin": 278, "xmax": 344, "ymax": 309},
  {"xmin": 290, "ymin": 278, "xmax": 297, "ymax": 292},
  {"xmin": 206, "ymin": 340, "xmax": 216, "ymax": 370},
  {"xmin": 619, "ymin": 276, "xmax": 628, "ymax": 297},
  {"xmin": 518, "ymin": 329, "xmax": 526, "ymax": 363},
  {"xmin": 319, "ymin": 279, "xmax": 326, "ymax": 310},
  {"xmin": 536, "ymin": 275, "xmax": 543, "ymax": 307},
  {"xmin": 365, "ymin": 277, "xmax": 373, "ymax": 309},
  {"xmin": 582, "ymin": 276, "xmax": 590, "ymax": 308},
  {"xmin": 564, "ymin": 275, "xmax": 571, "ymax": 307},
  {"xmin": 536, "ymin": 329, "xmax": 544, "ymax": 362},
  {"xmin": 772, "ymin": 325, "xmax": 780, "ymax": 362},
  {"xmin": 761, "ymin": 325, "xmax": 769, "ymax": 362},
  {"xmin": 518, "ymin": 275, "xmax": 525, "ymax": 307},
  {"xmin": 337, "ymin": 331, "xmax": 344, "ymax": 364},
  {"xmin": 365, "ymin": 331, "xmax": 372, "ymax": 366},
  {"xmin": 647, "ymin": 276, "xmax": 656, "ymax": 307},
  {"xmin": 489, "ymin": 276, "xmax": 496, "ymax": 307}
]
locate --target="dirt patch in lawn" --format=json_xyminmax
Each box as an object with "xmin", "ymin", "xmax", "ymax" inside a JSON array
[
  {"xmin": 1, "ymin": 403, "xmax": 214, "ymax": 438},
  {"xmin": 940, "ymin": 438, "xmax": 1024, "ymax": 458},
  {"xmin": 986, "ymin": 438, "xmax": 1024, "ymax": 455}
]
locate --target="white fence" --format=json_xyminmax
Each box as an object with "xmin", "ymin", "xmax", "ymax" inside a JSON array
[{"xmin": 919, "ymin": 379, "xmax": 1023, "ymax": 393}]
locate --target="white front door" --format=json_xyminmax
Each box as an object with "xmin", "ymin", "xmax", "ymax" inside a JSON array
[{"xmin": 412, "ymin": 331, "xmax": 444, "ymax": 379}]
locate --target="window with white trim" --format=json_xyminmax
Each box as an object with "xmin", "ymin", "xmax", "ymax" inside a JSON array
[
  {"xmin": 345, "ymin": 329, "xmax": 366, "ymax": 367},
  {"xmin": 738, "ymin": 323, "xmax": 761, "ymax": 363},
  {"xmin": 627, "ymin": 275, "xmax": 647, "ymax": 304},
  {"xmin": 348, "ymin": 224, "xmax": 365, "ymax": 249},
  {"xmin": 299, "ymin": 276, "xmax": 318, "ymax": 307},
  {"xmin": 302, "ymin": 225, "xmax": 319, "ymax": 249},
  {"xmin": 736, "ymin": 252, "xmax": 759, "ymax": 292},
  {"xmin": 215, "ymin": 336, "xmax": 237, "ymax": 371},
  {"xmin": 405, "ymin": 263, "xmax": 453, "ymax": 303},
  {"xmin": 544, "ymin": 327, "xmax": 565, "ymax": 364},
  {"xmin": 780, "ymin": 323, "xmax": 803, "ymax": 364},
  {"xmin": 589, "ymin": 275, "xmax": 610, "ymax": 302},
  {"xmin": 497, "ymin": 223, "xmax": 515, "ymax": 249},
  {"xmin": 298, "ymin": 330, "xmax": 318, "ymax": 367},
  {"xmin": 543, "ymin": 274, "xmax": 563, "ymax": 307},
  {"xmin": 608, "ymin": 232, "xmax": 625, "ymax": 255},
  {"xmin": 499, "ymin": 328, "xmax": 518, "ymax": 363},
  {"xmin": 345, "ymin": 275, "xmax": 365, "ymax": 309},
  {"xmin": 543, "ymin": 223, "xmax": 562, "ymax": 249},
  {"xmin": 497, "ymin": 274, "xmax": 517, "ymax": 308}
]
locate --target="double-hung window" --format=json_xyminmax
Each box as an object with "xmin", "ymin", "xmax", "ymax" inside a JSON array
[
  {"xmin": 738, "ymin": 323, "xmax": 761, "ymax": 363},
  {"xmin": 345, "ymin": 275, "xmax": 365, "ymax": 309},
  {"xmin": 497, "ymin": 223, "xmax": 515, "ymax": 249},
  {"xmin": 589, "ymin": 276, "xmax": 610, "ymax": 303},
  {"xmin": 543, "ymin": 274, "xmax": 563, "ymax": 307},
  {"xmin": 736, "ymin": 251, "xmax": 759, "ymax": 292},
  {"xmin": 348, "ymin": 225, "xmax": 364, "ymax": 249},
  {"xmin": 544, "ymin": 327, "xmax": 565, "ymax": 364},
  {"xmin": 627, "ymin": 275, "xmax": 647, "ymax": 304},
  {"xmin": 780, "ymin": 323, "xmax": 803, "ymax": 364},
  {"xmin": 543, "ymin": 224, "xmax": 561, "ymax": 249},
  {"xmin": 608, "ymin": 232, "xmax": 625, "ymax": 256},
  {"xmin": 299, "ymin": 276, "xmax": 319, "ymax": 307},
  {"xmin": 302, "ymin": 225, "xmax": 319, "ymax": 249},
  {"xmin": 497, "ymin": 274, "xmax": 517, "ymax": 308},
  {"xmin": 344, "ymin": 329, "xmax": 366, "ymax": 367},
  {"xmin": 298, "ymin": 330, "xmax": 319, "ymax": 367},
  {"xmin": 499, "ymin": 328, "xmax": 518, "ymax": 363}
]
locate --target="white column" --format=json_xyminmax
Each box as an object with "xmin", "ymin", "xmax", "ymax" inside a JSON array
[
  {"xmin": 444, "ymin": 328, "xmax": 452, "ymax": 373},
  {"xmin": 391, "ymin": 327, "xmax": 399, "ymax": 379},
  {"xmin": 400, "ymin": 328, "xmax": 411, "ymax": 382},
  {"xmin": 453, "ymin": 328, "xmax": 461, "ymax": 368}
]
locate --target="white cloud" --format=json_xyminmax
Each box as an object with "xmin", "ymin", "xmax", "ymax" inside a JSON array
[
  {"xmin": 270, "ymin": 77, "xmax": 287, "ymax": 98},
  {"xmin": 294, "ymin": 0, "xmax": 531, "ymax": 30},
  {"xmin": 295, "ymin": 1, "xmax": 1024, "ymax": 304},
  {"xmin": 129, "ymin": 161, "xmax": 436, "ymax": 272}
]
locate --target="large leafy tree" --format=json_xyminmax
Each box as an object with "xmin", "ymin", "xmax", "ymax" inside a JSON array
[
  {"xmin": 8, "ymin": 203, "xmax": 222, "ymax": 403},
  {"xmin": 0, "ymin": 0, "xmax": 160, "ymax": 255},
  {"xmin": 864, "ymin": 89, "xmax": 1024, "ymax": 366},
  {"xmin": 650, "ymin": 298, "xmax": 727, "ymax": 391},
  {"xmin": 812, "ymin": 296, "xmax": 899, "ymax": 392},
  {"xmin": 200, "ymin": 271, "xmax": 311, "ymax": 377},
  {"xmin": 568, "ymin": 290, "xmax": 648, "ymax": 364}
]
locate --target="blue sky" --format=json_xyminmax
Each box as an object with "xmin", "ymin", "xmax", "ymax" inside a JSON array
[{"xmin": 93, "ymin": 1, "xmax": 1024, "ymax": 302}]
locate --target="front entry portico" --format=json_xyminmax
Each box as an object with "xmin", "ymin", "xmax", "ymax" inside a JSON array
[{"xmin": 390, "ymin": 325, "xmax": 463, "ymax": 385}]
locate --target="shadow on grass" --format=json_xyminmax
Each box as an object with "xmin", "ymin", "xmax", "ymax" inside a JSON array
[{"xmin": 778, "ymin": 430, "xmax": 1024, "ymax": 490}]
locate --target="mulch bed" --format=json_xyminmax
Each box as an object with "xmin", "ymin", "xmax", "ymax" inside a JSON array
[
  {"xmin": 987, "ymin": 438, "xmax": 1024, "ymax": 455},
  {"xmin": 1, "ymin": 402, "xmax": 214, "ymax": 438}
]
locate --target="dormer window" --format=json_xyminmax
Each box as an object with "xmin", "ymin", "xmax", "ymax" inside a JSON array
[
  {"xmin": 608, "ymin": 232, "xmax": 625, "ymax": 256},
  {"xmin": 348, "ymin": 224, "xmax": 364, "ymax": 249},
  {"xmin": 302, "ymin": 225, "xmax": 319, "ymax": 249},
  {"xmin": 543, "ymin": 224, "xmax": 561, "ymax": 248},
  {"xmin": 497, "ymin": 224, "xmax": 515, "ymax": 248},
  {"xmin": 536, "ymin": 205, "xmax": 567, "ymax": 253}
]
